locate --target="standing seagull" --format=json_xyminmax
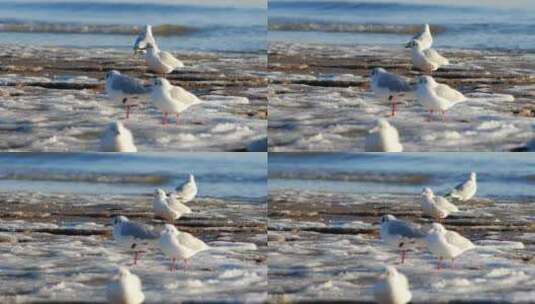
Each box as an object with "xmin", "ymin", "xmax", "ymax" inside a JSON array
[
  {"xmin": 144, "ymin": 43, "xmax": 184, "ymax": 76},
  {"xmin": 405, "ymin": 23, "xmax": 433, "ymax": 50},
  {"xmin": 159, "ymin": 224, "xmax": 209, "ymax": 271},
  {"xmin": 111, "ymin": 216, "xmax": 159, "ymax": 265},
  {"xmin": 416, "ymin": 75, "xmax": 466, "ymax": 120},
  {"xmin": 150, "ymin": 78, "xmax": 202, "ymax": 125},
  {"xmin": 105, "ymin": 70, "xmax": 150, "ymax": 119},
  {"xmin": 407, "ymin": 40, "xmax": 449, "ymax": 73},
  {"xmin": 372, "ymin": 266, "xmax": 412, "ymax": 304},
  {"xmin": 379, "ymin": 215, "xmax": 426, "ymax": 264},
  {"xmin": 420, "ymin": 187, "xmax": 459, "ymax": 221},
  {"xmin": 425, "ymin": 223, "xmax": 475, "ymax": 269},
  {"xmin": 100, "ymin": 121, "xmax": 137, "ymax": 152},
  {"xmin": 175, "ymin": 174, "xmax": 198, "ymax": 203},
  {"xmin": 447, "ymin": 172, "xmax": 477, "ymax": 201},
  {"xmin": 365, "ymin": 119, "xmax": 403, "ymax": 152},
  {"xmin": 106, "ymin": 267, "xmax": 144, "ymax": 304},
  {"xmin": 152, "ymin": 188, "xmax": 191, "ymax": 223},
  {"xmin": 369, "ymin": 68, "xmax": 413, "ymax": 116},
  {"xmin": 133, "ymin": 24, "xmax": 156, "ymax": 54}
]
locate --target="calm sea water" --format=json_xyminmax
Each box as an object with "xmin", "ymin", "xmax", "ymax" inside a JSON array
[
  {"xmin": 269, "ymin": 153, "xmax": 535, "ymax": 200},
  {"xmin": 269, "ymin": 0, "xmax": 535, "ymax": 52},
  {"xmin": 0, "ymin": 0, "xmax": 266, "ymax": 52},
  {"xmin": 0, "ymin": 153, "xmax": 267, "ymax": 201}
]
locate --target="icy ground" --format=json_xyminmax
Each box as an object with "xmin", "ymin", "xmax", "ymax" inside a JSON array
[
  {"xmin": 268, "ymin": 190, "xmax": 535, "ymax": 302},
  {"xmin": 0, "ymin": 192, "xmax": 267, "ymax": 303},
  {"xmin": 0, "ymin": 45, "xmax": 267, "ymax": 152},
  {"xmin": 268, "ymin": 42, "xmax": 535, "ymax": 151}
]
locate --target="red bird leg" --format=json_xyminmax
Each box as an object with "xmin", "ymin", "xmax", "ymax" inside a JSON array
[
  {"xmin": 176, "ymin": 113, "xmax": 180, "ymax": 125},
  {"xmin": 401, "ymin": 250, "xmax": 406, "ymax": 264},
  {"xmin": 389, "ymin": 96, "xmax": 396, "ymax": 116},
  {"xmin": 162, "ymin": 112, "xmax": 168, "ymax": 125}
]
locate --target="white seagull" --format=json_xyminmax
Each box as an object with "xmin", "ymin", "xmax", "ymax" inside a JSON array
[
  {"xmin": 416, "ymin": 75, "xmax": 466, "ymax": 120},
  {"xmin": 133, "ymin": 24, "xmax": 156, "ymax": 54},
  {"xmin": 379, "ymin": 215, "xmax": 426, "ymax": 264},
  {"xmin": 144, "ymin": 43, "xmax": 184, "ymax": 75},
  {"xmin": 111, "ymin": 216, "xmax": 159, "ymax": 265},
  {"xmin": 420, "ymin": 187, "xmax": 459, "ymax": 221},
  {"xmin": 407, "ymin": 40, "xmax": 449, "ymax": 73},
  {"xmin": 105, "ymin": 70, "xmax": 150, "ymax": 119},
  {"xmin": 365, "ymin": 119, "xmax": 403, "ymax": 152},
  {"xmin": 100, "ymin": 121, "xmax": 137, "ymax": 153},
  {"xmin": 150, "ymin": 78, "xmax": 202, "ymax": 125},
  {"xmin": 153, "ymin": 188, "xmax": 191, "ymax": 223},
  {"xmin": 425, "ymin": 223, "xmax": 475, "ymax": 269},
  {"xmin": 159, "ymin": 224, "xmax": 209, "ymax": 271},
  {"xmin": 372, "ymin": 266, "xmax": 412, "ymax": 304},
  {"xmin": 369, "ymin": 68, "xmax": 413, "ymax": 116},
  {"xmin": 447, "ymin": 172, "xmax": 477, "ymax": 201},
  {"xmin": 406, "ymin": 23, "xmax": 433, "ymax": 50},
  {"xmin": 106, "ymin": 267, "xmax": 144, "ymax": 304},
  {"xmin": 175, "ymin": 174, "xmax": 198, "ymax": 203}
]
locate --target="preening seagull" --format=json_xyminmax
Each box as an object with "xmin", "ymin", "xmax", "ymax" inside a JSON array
[
  {"xmin": 100, "ymin": 121, "xmax": 137, "ymax": 152},
  {"xmin": 373, "ymin": 266, "xmax": 412, "ymax": 304},
  {"xmin": 365, "ymin": 119, "xmax": 403, "ymax": 152}
]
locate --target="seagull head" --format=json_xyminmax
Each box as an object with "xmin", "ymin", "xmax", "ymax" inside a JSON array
[
  {"xmin": 163, "ymin": 224, "xmax": 178, "ymax": 235},
  {"xmin": 189, "ymin": 174, "xmax": 195, "ymax": 182},
  {"xmin": 151, "ymin": 77, "xmax": 169, "ymax": 88},
  {"xmin": 470, "ymin": 172, "xmax": 477, "ymax": 180},
  {"xmin": 384, "ymin": 266, "xmax": 399, "ymax": 277},
  {"xmin": 108, "ymin": 121, "xmax": 126, "ymax": 136},
  {"xmin": 417, "ymin": 75, "xmax": 435, "ymax": 86},
  {"xmin": 111, "ymin": 215, "xmax": 129, "ymax": 226},
  {"xmin": 369, "ymin": 67, "xmax": 386, "ymax": 79},
  {"xmin": 430, "ymin": 222, "xmax": 446, "ymax": 234},
  {"xmin": 105, "ymin": 70, "xmax": 120, "ymax": 81},
  {"xmin": 154, "ymin": 188, "xmax": 167, "ymax": 199},
  {"xmin": 421, "ymin": 187, "xmax": 433, "ymax": 196},
  {"xmin": 405, "ymin": 40, "xmax": 421, "ymax": 49},
  {"xmin": 380, "ymin": 214, "xmax": 396, "ymax": 224},
  {"xmin": 116, "ymin": 266, "xmax": 131, "ymax": 278}
]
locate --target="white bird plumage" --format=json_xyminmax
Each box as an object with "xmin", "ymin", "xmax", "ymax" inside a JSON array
[
  {"xmin": 448, "ymin": 172, "xmax": 477, "ymax": 201},
  {"xmin": 111, "ymin": 216, "xmax": 159, "ymax": 265},
  {"xmin": 425, "ymin": 223, "xmax": 475, "ymax": 269},
  {"xmin": 144, "ymin": 43, "xmax": 184, "ymax": 75},
  {"xmin": 416, "ymin": 75, "xmax": 466, "ymax": 119},
  {"xmin": 150, "ymin": 78, "xmax": 202, "ymax": 125},
  {"xmin": 365, "ymin": 119, "xmax": 403, "ymax": 152},
  {"xmin": 100, "ymin": 122, "xmax": 137, "ymax": 152},
  {"xmin": 369, "ymin": 67, "xmax": 413, "ymax": 116},
  {"xmin": 152, "ymin": 188, "xmax": 191, "ymax": 223},
  {"xmin": 379, "ymin": 215, "xmax": 426, "ymax": 264},
  {"xmin": 420, "ymin": 187, "xmax": 459, "ymax": 220},
  {"xmin": 105, "ymin": 70, "xmax": 150, "ymax": 119},
  {"xmin": 406, "ymin": 23, "xmax": 433, "ymax": 50},
  {"xmin": 174, "ymin": 174, "xmax": 198, "ymax": 203},
  {"xmin": 159, "ymin": 224, "xmax": 209, "ymax": 271},
  {"xmin": 372, "ymin": 266, "xmax": 412, "ymax": 304},
  {"xmin": 106, "ymin": 267, "xmax": 144, "ymax": 304},
  {"xmin": 408, "ymin": 40, "xmax": 449, "ymax": 72}
]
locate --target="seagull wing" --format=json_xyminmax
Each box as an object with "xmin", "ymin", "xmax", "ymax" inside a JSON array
[
  {"xmin": 388, "ymin": 220, "xmax": 426, "ymax": 239},
  {"xmin": 444, "ymin": 230, "xmax": 475, "ymax": 251},
  {"xmin": 169, "ymin": 86, "xmax": 202, "ymax": 105},
  {"xmin": 378, "ymin": 72, "xmax": 412, "ymax": 93},
  {"xmin": 121, "ymin": 222, "xmax": 159, "ymax": 240},
  {"xmin": 423, "ymin": 48, "xmax": 449, "ymax": 65},
  {"xmin": 178, "ymin": 232, "xmax": 209, "ymax": 251},
  {"xmin": 435, "ymin": 83, "xmax": 466, "ymax": 103},
  {"xmin": 159, "ymin": 51, "xmax": 184, "ymax": 68},
  {"xmin": 112, "ymin": 75, "xmax": 150, "ymax": 95}
]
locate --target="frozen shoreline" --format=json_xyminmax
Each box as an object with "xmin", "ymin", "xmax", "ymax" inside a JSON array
[
  {"xmin": 268, "ymin": 189, "xmax": 535, "ymax": 303},
  {"xmin": 0, "ymin": 45, "xmax": 267, "ymax": 152},
  {"xmin": 268, "ymin": 42, "xmax": 535, "ymax": 152},
  {"xmin": 0, "ymin": 191, "xmax": 267, "ymax": 303}
]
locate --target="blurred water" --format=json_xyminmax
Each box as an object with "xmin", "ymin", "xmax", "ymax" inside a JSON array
[
  {"xmin": 269, "ymin": 153, "xmax": 535, "ymax": 200},
  {"xmin": 0, "ymin": 153, "xmax": 267, "ymax": 200},
  {"xmin": 0, "ymin": 0, "xmax": 266, "ymax": 52},
  {"xmin": 269, "ymin": 0, "xmax": 535, "ymax": 52}
]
